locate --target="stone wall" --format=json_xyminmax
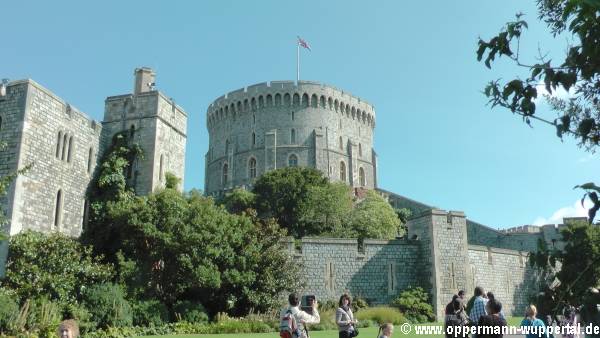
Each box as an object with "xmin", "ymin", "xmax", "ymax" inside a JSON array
[
  {"xmin": 5, "ymin": 80, "xmax": 102, "ymax": 237},
  {"xmin": 205, "ymin": 81, "xmax": 376, "ymax": 195},
  {"xmin": 468, "ymin": 245, "xmax": 538, "ymax": 315},
  {"xmin": 285, "ymin": 237, "xmax": 421, "ymax": 305}
]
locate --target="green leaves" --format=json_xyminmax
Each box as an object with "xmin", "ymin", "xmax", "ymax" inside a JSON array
[{"xmin": 477, "ymin": 0, "xmax": 600, "ymax": 149}]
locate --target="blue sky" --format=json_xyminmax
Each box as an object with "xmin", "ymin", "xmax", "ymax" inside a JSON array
[{"xmin": 2, "ymin": 1, "xmax": 598, "ymax": 229}]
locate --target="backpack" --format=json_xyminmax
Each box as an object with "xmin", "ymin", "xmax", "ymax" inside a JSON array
[{"xmin": 280, "ymin": 309, "xmax": 300, "ymax": 338}]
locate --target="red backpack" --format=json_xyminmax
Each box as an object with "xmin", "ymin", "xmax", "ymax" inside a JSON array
[{"xmin": 279, "ymin": 309, "xmax": 298, "ymax": 338}]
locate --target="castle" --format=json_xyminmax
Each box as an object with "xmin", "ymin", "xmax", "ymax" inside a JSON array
[{"xmin": 0, "ymin": 69, "xmax": 579, "ymax": 318}]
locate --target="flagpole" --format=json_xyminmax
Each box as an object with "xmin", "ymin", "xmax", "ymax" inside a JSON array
[{"xmin": 296, "ymin": 40, "xmax": 300, "ymax": 83}]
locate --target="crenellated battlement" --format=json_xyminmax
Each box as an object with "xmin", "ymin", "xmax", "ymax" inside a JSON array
[{"xmin": 206, "ymin": 81, "xmax": 376, "ymax": 129}]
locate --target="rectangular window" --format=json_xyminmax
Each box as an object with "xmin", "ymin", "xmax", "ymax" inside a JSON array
[{"xmin": 388, "ymin": 262, "xmax": 397, "ymax": 295}]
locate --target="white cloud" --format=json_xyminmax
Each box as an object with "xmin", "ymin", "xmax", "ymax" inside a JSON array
[
  {"xmin": 532, "ymin": 199, "xmax": 591, "ymax": 226},
  {"xmin": 533, "ymin": 80, "xmax": 576, "ymax": 104},
  {"xmin": 577, "ymin": 154, "xmax": 596, "ymax": 163}
]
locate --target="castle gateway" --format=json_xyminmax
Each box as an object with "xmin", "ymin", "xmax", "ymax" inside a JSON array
[{"xmin": 1, "ymin": 71, "xmax": 574, "ymax": 318}]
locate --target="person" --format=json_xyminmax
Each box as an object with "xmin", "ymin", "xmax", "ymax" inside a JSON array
[
  {"xmin": 580, "ymin": 288, "xmax": 600, "ymax": 338},
  {"xmin": 57, "ymin": 320, "xmax": 79, "ymax": 338},
  {"xmin": 336, "ymin": 293, "xmax": 358, "ymax": 338},
  {"xmin": 486, "ymin": 292, "xmax": 505, "ymax": 320},
  {"xmin": 477, "ymin": 299, "xmax": 507, "ymax": 338},
  {"xmin": 379, "ymin": 323, "xmax": 394, "ymax": 338},
  {"xmin": 447, "ymin": 295, "xmax": 460, "ymax": 315},
  {"xmin": 561, "ymin": 303, "xmax": 578, "ymax": 338},
  {"xmin": 521, "ymin": 305, "xmax": 548, "ymax": 338},
  {"xmin": 446, "ymin": 296, "xmax": 471, "ymax": 338},
  {"xmin": 459, "ymin": 290, "xmax": 466, "ymax": 308},
  {"xmin": 470, "ymin": 287, "xmax": 488, "ymax": 338},
  {"xmin": 280, "ymin": 293, "xmax": 320, "ymax": 338}
]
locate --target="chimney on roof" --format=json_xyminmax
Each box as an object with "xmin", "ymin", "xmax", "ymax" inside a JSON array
[{"xmin": 133, "ymin": 67, "xmax": 155, "ymax": 95}]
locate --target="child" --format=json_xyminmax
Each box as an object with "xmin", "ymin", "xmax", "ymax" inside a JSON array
[{"xmin": 379, "ymin": 323, "xmax": 394, "ymax": 338}]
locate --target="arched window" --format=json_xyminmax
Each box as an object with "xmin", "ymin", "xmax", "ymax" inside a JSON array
[
  {"xmin": 66, "ymin": 136, "xmax": 73, "ymax": 163},
  {"xmin": 54, "ymin": 189, "xmax": 63, "ymax": 228},
  {"xmin": 359, "ymin": 167, "xmax": 366, "ymax": 187},
  {"xmin": 61, "ymin": 133, "xmax": 68, "ymax": 160},
  {"xmin": 290, "ymin": 129, "xmax": 296, "ymax": 144},
  {"xmin": 284, "ymin": 93, "xmax": 291, "ymax": 106},
  {"xmin": 253, "ymin": 114, "xmax": 255, "ymax": 124},
  {"xmin": 222, "ymin": 163, "xmax": 229, "ymax": 185},
  {"xmin": 275, "ymin": 93, "xmax": 282, "ymax": 106},
  {"xmin": 159, "ymin": 154, "xmax": 164, "ymax": 182},
  {"xmin": 339, "ymin": 136, "xmax": 343, "ymax": 150},
  {"xmin": 129, "ymin": 124, "xmax": 135, "ymax": 139},
  {"xmin": 359, "ymin": 143, "xmax": 362, "ymax": 157},
  {"xmin": 288, "ymin": 154, "xmax": 298, "ymax": 167},
  {"xmin": 302, "ymin": 93, "xmax": 309, "ymax": 107},
  {"xmin": 291, "ymin": 111, "xmax": 295, "ymax": 120},
  {"xmin": 56, "ymin": 131, "xmax": 62, "ymax": 158},
  {"xmin": 293, "ymin": 93, "xmax": 300, "ymax": 106},
  {"xmin": 0, "ymin": 116, "xmax": 2, "ymax": 131},
  {"xmin": 340, "ymin": 161, "xmax": 346, "ymax": 182},
  {"xmin": 87, "ymin": 147, "xmax": 94, "ymax": 174},
  {"xmin": 252, "ymin": 132, "xmax": 256, "ymax": 147},
  {"xmin": 248, "ymin": 158, "xmax": 257, "ymax": 178},
  {"xmin": 225, "ymin": 139, "xmax": 230, "ymax": 155}
]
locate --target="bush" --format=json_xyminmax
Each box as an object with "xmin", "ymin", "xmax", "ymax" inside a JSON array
[
  {"xmin": 172, "ymin": 300, "xmax": 209, "ymax": 323},
  {"xmin": 3, "ymin": 230, "xmax": 113, "ymax": 305},
  {"xmin": 62, "ymin": 303, "xmax": 96, "ymax": 336},
  {"xmin": 310, "ymin": 308, "xmax": 337, "ymax": 331},
  {"xmin": 355, "ymin": 306, "xmax": 407, "ymax": 325},
  {"xmin": 392, "ymin": 287, "xmax": 435, "ymax": 323},
  {"xmin": 132, "ymin": 300, "xmax": 169, "ymax": 327},
  {"xmin": 82, "ymin": 283, "xmax": 132, "ymax": 328},
  {"xmin": 0, "ymin": 288, "xmax": 18, "ymax": 333}
]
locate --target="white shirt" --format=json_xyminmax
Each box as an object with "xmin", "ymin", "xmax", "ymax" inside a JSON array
[{"xmin": 280, "ymin": 305, "xmax": 320, "ymax": 337}]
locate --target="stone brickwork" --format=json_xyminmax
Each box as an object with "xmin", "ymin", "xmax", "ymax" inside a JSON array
[
  {"xmin": 205, "ymin": 81, "xmax": 376, "ymax": 196},
  {"xmin": 0, "ymin": 68, "xmax": 187, "ymax": 259},
  {"xmin": 468, "ymin": 245, "xmax": 538, "ymax": 315},
  {"xmin": 284, "ymin": 237, "xmax": 422, "ymax": 305}
]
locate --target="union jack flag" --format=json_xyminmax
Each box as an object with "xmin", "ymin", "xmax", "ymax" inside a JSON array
[{"xmin": 297, "ymin": 36, "xmax": 311, "ymax": 51}]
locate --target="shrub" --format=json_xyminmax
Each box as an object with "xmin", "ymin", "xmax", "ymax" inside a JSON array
[
  {"xmin": 62, "ymin": 303, "xmax": 96, "ymax": 336},
  {"xmin": 310, "ymin": 308, "xmax": 337, "ymax": 331},
  {"xmin": 0, "ymin": 288, "xmax": 18, "ymax": 333},
  {"xmin": 82, "ymin": 283, "xmax": 132, "ymax": 328},
  {"xmin": 16, "ymin": 298, "xmax": 63, "ymax": 338},
  {"xmin": 131, "ymin": 299, "xmax": 169, "ymax": 327},
  {"xmin": 172, "ymin": 300, "xmax": 209, "ymax": 323},
  {"xmin": 3, "ymin": 230, "xmax": 113, "ymax": 305},
  {"xmin": 355, "ymin": 306, "xmax": 407, "ymax": 325},
  {"xmin": 392, "ymin": 287, "xmax": 435, "ymax": 323}
]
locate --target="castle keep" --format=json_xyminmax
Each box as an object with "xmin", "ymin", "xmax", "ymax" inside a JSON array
[{"xmin": 1, "ymin": 71, "xmax": 575, "ymax": 318}]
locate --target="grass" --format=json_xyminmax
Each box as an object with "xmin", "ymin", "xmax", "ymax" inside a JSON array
[{"xmin": 140, "ymin": 317, "xmax": 522, "ymax": 338}]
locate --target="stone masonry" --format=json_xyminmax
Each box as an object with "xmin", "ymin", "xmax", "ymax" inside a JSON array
[
  {"xmin": 0, "ymin": 68, "xmax": 187, "ymax": 276},
  {"xmin": 0, "ymin": 71, "xmax": 571, "ymax": 319}
]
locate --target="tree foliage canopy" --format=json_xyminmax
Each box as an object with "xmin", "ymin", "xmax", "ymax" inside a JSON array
[
  {"xmin": 530, "ymin": 220, "xmax": 600, "ymax": 313},
  {"xmin": 478, "ymin": 0, "xmax": 600, "ymax": 149}
]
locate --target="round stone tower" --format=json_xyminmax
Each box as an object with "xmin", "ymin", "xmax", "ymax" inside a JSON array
[{"xmin": 204, "ymin": 80, "xmax": 377, "ymax": 196}]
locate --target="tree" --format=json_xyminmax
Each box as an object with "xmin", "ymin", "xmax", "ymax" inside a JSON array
[
  {"xmin": 1, "ymin": 230, "xmax": 113, "ymax": 304},
  {"xmin": 347, "ymin": 190, "xmax": 401, "ymax": 240},
  {"xmin": 220, "ymin": 188, "xmax": 256, "ymax": 215},
  {"xmin": 477, "ymin": 1, "xmax": 600, "ymax": 223},
  {"xmin": 252, "ymin": 167, "xmax": 329, "ymax": 237},
  {"xmin": 529, "ymin": 220, "xmax": 600, "ymax": 315},
  {"xmin": 477, "ymin": 0, "xmax": 600, "ymax": 151},
  {"xmin": 297, "ymin": 182, "xmax": 353, "ymax": 236},
  {"xmin": 93, "ymin": 187, "xmax": 301, "ymax": 315}
]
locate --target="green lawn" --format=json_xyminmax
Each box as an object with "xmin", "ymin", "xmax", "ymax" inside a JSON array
[{"xmin": 141, "ymin": 317, "xmax": 522, "ymax": 338}]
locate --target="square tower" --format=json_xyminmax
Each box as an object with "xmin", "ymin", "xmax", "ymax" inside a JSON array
[{"xmin": 101, "ymin": 68, "xmax": 187, "ymax": 195}]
